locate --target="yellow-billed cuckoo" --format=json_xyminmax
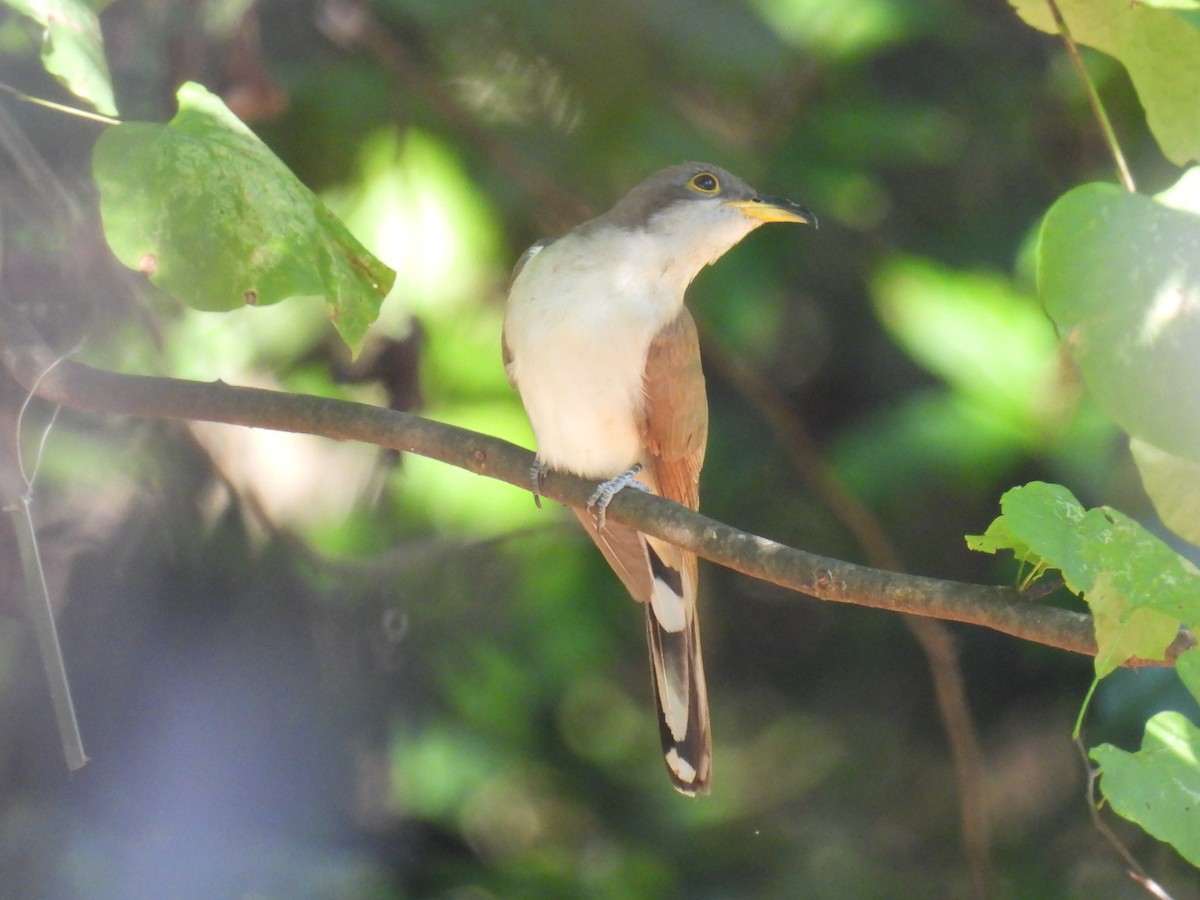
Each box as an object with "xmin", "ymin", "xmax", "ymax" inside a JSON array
[{"xmin": 502, "ymin": 162, "xmax": 815, "ymax": 795}]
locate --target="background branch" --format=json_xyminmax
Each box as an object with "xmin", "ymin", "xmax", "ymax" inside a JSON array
[{"xmin": 1, "ymin": 304, "xmax": 1191, "ymax": 667}]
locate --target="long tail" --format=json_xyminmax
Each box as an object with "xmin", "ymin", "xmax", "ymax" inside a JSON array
[
  {"xmin": 645, "ymin": 536, "xmax": 711, "ymax": 795},
  {"xmin": 572, "ymin": 510, "xmax": 712, "ymax": 795}
]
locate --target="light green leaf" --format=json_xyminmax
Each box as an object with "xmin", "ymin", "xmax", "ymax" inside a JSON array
[
  {"xmin": 965, "ymin": 517, "xmax": 1027, "ymax": 560},
  {"xmin": 1038, "ymin": 178, "xmax": 1200, "ymax": 463},
  {"xmin": 1011, "ymin": 0, "xmax": 1200, "ymax": 164},
  {"xmin": 967, "ymin": 482, "xmax": 1199, "ymax": 670},
  {"xmin": 93, "ymin": 82, "xmax": 394, "ymax": 354},
  {"xmin": 1088, "ymin": 574, "xmax": 1180, "ymax": 677},
  {"xmin": 1076, "ymin": 504, "xmax": 1200, "ymax": 626},
  {"xmin": 966, "ymin": 481, "xmax": 1094, "ymax": 592},
  {"xmin": 1091, "ymin": 711, "xmax": 1200, "ymax": 867},
  {"xmin": 1130, "ymin": 438, "xmax": 1200, "ymax": 548},
  {"xmin": 5, "ymin": 0, "xmax": 117, "ymax": 116}
]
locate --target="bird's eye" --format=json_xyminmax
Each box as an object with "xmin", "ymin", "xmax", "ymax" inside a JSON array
[{"xmin": 689, "ymin": 172, "xmax": 720, "ymax": 193}]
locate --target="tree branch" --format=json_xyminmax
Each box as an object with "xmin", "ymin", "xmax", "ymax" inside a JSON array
[{"xmin": 0, "ymin": 304, "xmax": 1191, "ymax": 667}]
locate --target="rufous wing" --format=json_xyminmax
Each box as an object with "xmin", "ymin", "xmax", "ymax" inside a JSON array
[
  {"xmin": 566, "ymin": 307, "xmax": 712, "ymax": 795},
  {"xmin": 638, "ymin": 307, "xmax": 711, "ymax": 795}
]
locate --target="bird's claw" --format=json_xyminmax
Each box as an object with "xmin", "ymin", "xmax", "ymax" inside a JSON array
[
  {"xmin": 587, "ymin": 464, "xmax": 651, "ymax": 529},
  {"xmin": 530, "ymin": 460, "xmax": 548, "ymax": 508}
]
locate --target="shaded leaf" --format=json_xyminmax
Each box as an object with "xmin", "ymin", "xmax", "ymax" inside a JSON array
[
  {"xmin": 1091, "ymin": 712, "xmax": 1200, "ymax": 867},
  {"xmin": 1037, "ymin": 178, "xmax": 1200, "ymax": 463},
  {"xmin": 93, "ymin": 82, "xmax": 394, "ymax": 354}
]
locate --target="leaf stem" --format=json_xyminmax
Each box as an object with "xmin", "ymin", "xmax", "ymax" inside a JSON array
[
  {"xmin": 0, "ymin": 82, "xmax": 120, "ymax": 126},
  {"xmin": 1045, "ymin": 0, "xmax": 1135, "ymax": 193}
]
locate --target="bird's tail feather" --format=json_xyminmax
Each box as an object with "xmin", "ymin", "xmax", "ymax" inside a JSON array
[
  {"xmin": 645, "ymin": 542, "xmax": 711, "ymax": 796},
  {"xmin": 571, "ymin": 509, "xmax": 712, "ymax": 796}
]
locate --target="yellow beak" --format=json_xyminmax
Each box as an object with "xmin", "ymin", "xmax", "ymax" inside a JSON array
[{"xmin": 727, "ymin": 197, "xmax": 818, "ymax": 227}]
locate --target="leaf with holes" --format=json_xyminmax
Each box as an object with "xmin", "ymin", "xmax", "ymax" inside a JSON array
[
  {"xmin": 967, "ymin": 482, "xmax": 1199, "ymax": 673},
  {"xmin": 93, "ymin": 82, "xmax": 394, "ymax": 354}
]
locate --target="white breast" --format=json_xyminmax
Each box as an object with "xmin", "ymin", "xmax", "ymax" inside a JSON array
[{"xmin": 503, "ymin": 230, "xmax": 688, "ymax": 478}]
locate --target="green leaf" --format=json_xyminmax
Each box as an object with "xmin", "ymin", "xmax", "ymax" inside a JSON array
[
  {"xmin": 1177, "ymin": 648, "xmax": 1200, "ymax": 706},
  {"xmin": 966, "ymin": 481, "xmax": 1094, "ymax": 591},
  {"xmin": 1077, "ymin": 505, "xmax": 1200, "ymax": 626},
  {"xmin": 1011, "ymin": 0, "xmax": 1200, "ymax": 164},
  {"xmin": 1091, "ymin": 711, "xmax": 1200, "ymax": 867},
  {"xmin": 93, "ymin": 82, "xmax": 394, "ymax": 354},
  {"xmin": 5, "ymin": 0, "xmax": 118, "ymax": 116},
  {"xmin": 1089, "ymin": 574, "xmax": 1180, "ymax": 677},
  {"xmin": 967, "ymin": 482, "xmax": 1200, "ymax": 671},
  {"xmin": 1130, "ymin": 438, "xmax": 1200, "ymax": 548},
  {"xmin": 1038, "ymin": 177, "xmax": 1200, "ymax": 463}
]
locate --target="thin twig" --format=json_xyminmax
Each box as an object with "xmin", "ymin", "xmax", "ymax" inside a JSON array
[
  {"xmin": 1045, "ymin": 0, "xmax": 1136, "ymax": 193},
  {"xmin": 0, "ymin": 81, "xmax": 120, "ymax": 126},
  {"xmin": 1075, "ymin": 736, "xmax": 1172, "ymax": 899}
]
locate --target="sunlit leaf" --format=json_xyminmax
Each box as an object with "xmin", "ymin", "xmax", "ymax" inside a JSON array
[
  {"xmin": 5, "ymin": 0, "xmax": 117, "ymax": 115},
  {"xmin": 967, "ymin": 482, "xmax": 1200, "ymax": 672},
  {"xmin": 1091, "ymin": 711, "xmax": 1200, "ymax": 866},
  {"xmin": 1038, "ymin": 177, "xmax": 1200, "ymax": 463},
  {"xmin": 93, "ymin": 82, "xmax": 394, "ymax": 354},
  {"xmin": 1011, "ymin": 0, "xmax": 1200, "ymax": 164},
  {"xmin": 966, "ymin": 481, "xmax": 1093, "ymax": 592}
]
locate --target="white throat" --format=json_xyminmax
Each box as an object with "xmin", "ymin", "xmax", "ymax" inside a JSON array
[{"xmin": 503, "ymin": 201, "xmax": 761, "ymax": 477}]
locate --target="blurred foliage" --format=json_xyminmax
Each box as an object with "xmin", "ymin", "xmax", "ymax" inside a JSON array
[{"xmin": 0, "ymin": 0, "xmax": 1197, "ymax": 898}]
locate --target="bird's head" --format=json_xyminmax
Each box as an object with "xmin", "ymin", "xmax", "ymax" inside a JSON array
[{"xmin": 596, "ymin": 162, "xmax": 816, "ymax": 275}]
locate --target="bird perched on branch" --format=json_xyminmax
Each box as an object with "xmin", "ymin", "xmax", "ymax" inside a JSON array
[{"xmin": 502, "ymin": 162, "xmax": 815, "ymax": 795}]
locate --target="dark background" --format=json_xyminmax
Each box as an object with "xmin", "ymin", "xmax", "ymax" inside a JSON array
[{"xmin": 0, "ymin": 0, "xmax": 1194, "ymax": 897}]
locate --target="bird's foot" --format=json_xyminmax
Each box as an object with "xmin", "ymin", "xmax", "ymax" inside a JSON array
[
  {"xmin": 530, "ymin": 460, "xmax": 549, "ymax": 508},
  {"xmin": 587, "ymin": 464, "xmax": 651, "ymax": 529}
]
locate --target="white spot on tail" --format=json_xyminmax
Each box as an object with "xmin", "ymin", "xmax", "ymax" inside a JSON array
[{"xmin": 666, "ymin": 748, "xmax": 697, "ymax": 784}]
